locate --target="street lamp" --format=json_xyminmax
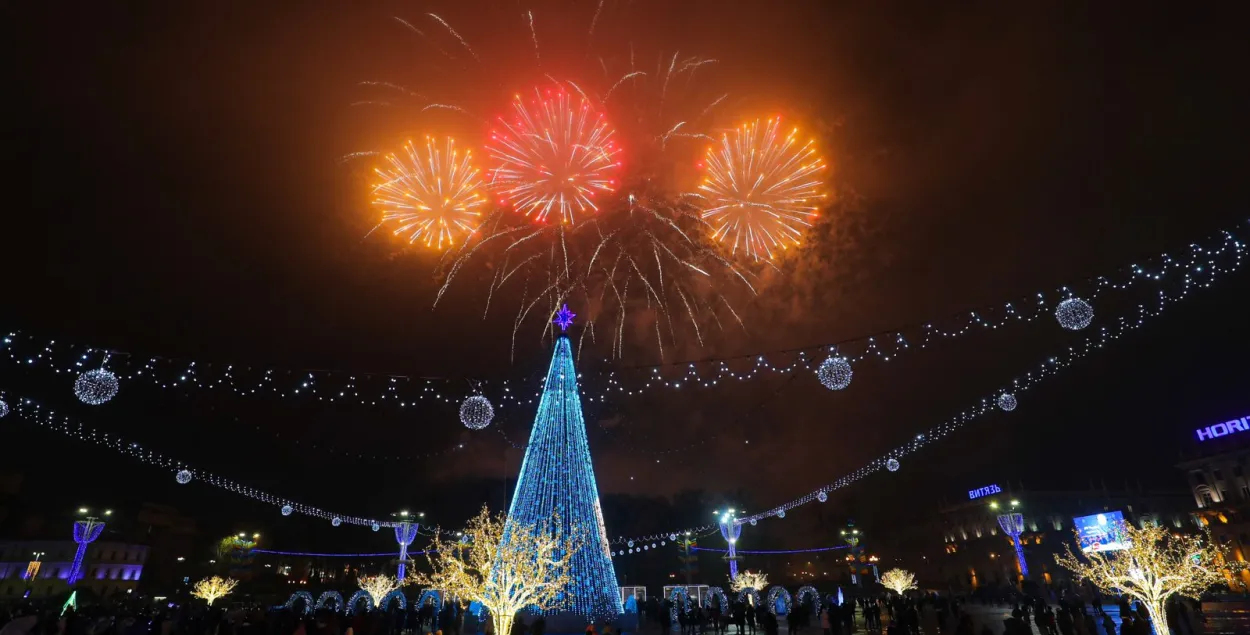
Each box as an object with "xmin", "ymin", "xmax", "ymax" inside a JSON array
[
  {"xmin": 718, "ymin": 508, "xmax": 743, "ymax": 579},
  {"xmin": 392, "ymin": 510, "xmax": 420, "ymax": 579}
]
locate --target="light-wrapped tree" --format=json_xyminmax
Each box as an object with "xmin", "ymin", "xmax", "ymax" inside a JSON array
[
  {"xmin": 412, "ymin": 506, "xmax": 581, "ymax": 635},
  {"xmin": 880, "ymin": 569, "xmax": 918, "ymax": 595},
  {"xmin": 358, "ymin": 574, "xmax": 404, "ymax": 606},
  {"xmin": 1055, "ymin": 521, "xmax": 1227, "ymax": 635},
  {"xmin": 730, "ymin": 570, "xmax": 769, "ymax": 593},
  {"xmin": 191, "ymin": 576, "xmax": 238, "ymax": 606}
]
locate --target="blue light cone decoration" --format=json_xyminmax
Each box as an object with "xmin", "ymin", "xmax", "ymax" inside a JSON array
[{"xmin": 503, "ymin": 334, "xmax": 622, "ymax": 622}]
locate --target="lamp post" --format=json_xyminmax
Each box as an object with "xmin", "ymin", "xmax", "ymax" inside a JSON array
[
  {"xmin": 717, "ymin": 509, "xmax": 743, "ymax": 580},
  {"xmin": 840, "ymin": 523, "xmax": 863, "ymax": 584},
  {"xmin": 393, "ymin": 511, "xmax": 421, "ymax": 580},
  {"xmin": 69, "ymin": 507, "xmax": 111, "ymax": 585},
  {"xmin": 996, "ymin": 499, "xmax": 1028, "ymax": 580}
]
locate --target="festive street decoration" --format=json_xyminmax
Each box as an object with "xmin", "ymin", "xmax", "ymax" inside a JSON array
[
  {"xmin": 553, "ymin": 304, "xmax": 577, "ymax": 331},
  {"xmin": 459, "ymin": 395, "xmax": 494, "ymax": 430},
  {"xmin": 394, "ymin": 520, "xmax": 420, "ymax": 579},
  {"xmin": 347, "ymin": 589, "xmax": 375, "ymax": 615},
  {"xmin": 1055, "ymin": 521, "xmax": 1229, "ymax": 634},
  {"xmin": 316, "ymin": 591, "xmax": 344, "ymax": 612},
  {"xmin": 285, "ymin": 591, "xmax": 314, "ymax": 614},
  {"xmin": 886, "ymin": 458, "xmax": 900, "ymax": 472},
  {"xmin": 997, "ymin": 513, "xmax": 1028, "ymax": 577},
  {"xmin": 0, "ymin": 398, "xmax": 8, "ymax": 418},
  {"xmin": 1055, "ymin": 297, "xmax": 1094, "ymax": 330},
  {"xmin": 880, "ymin": 569, "xmax": 917, "ymax": 595},
  {"xmin": 191, "ymin": 576, "xmax": 238, "ymax": 606},
  {"xmin": 731, "ymin": 570, "xmax": 768, "ymax": 594},
  {"xmin": 719, "ymin": 510, "xmax": 743, "ymax": 579},
  {"xmin": 357, "ymin": 574, "xmax": 403, "ymax": 608},
  {"xmin": 766, "ymin": 586, "xmax": 792, "ymax": 615},
  {"xmin": 381, "ymin": 589, "xmax": 406, "ymax": 611},
  {"xmin": 499, "ymin": 332, "xmax": 621, "ymax": 621},
  {"xmin": 816, "ymin": 356, "xmax": 853, "ymax": 391},
  {"xmin": 175, "ymin": 469, "xmax": 193, "ymax": 484},
  {"xmin": 997, "ymin": 393, "xmax": 1017, "ymax": 412},
  {"xmin": 372, "ymin": 522, "xmax": 380, "ymax": 532},
  {"xmin": 795, "ymin": 586, "xmax": 821, "ymax": 615},
  {"xmin": 668, "ymin": 587, "xmax": 691, "ymax": 623},
  {"xmin": 817, "ymin": 491, "xmax": 827, "ymax": 503},
  {"xmin": 74, "ymin": 368, "xmax": 119, "ymax": 405},
  {"xmin": 281, "ymin": 505, "xmax": 293, "ymax": 516},
  {"xmin": 331, "ymin": 517, "xmax": 342, "ymax": 527},
  {"xmin": 413, "ymin": 506, "xmax": 579, "ymax": 635},
  {"xmin": 68, "ymin": 516, "xmax": 106, "ymax": 585}
]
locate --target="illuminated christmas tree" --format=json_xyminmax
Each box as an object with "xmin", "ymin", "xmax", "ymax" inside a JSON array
[{"xmin": 504, "ymin": 306, "xmax": 621, "ymax": 622}]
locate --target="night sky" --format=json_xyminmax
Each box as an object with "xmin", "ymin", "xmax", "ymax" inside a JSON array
[{"xmin": 4, "ymin": 0, "xmax": 1250, "ymax": 561}]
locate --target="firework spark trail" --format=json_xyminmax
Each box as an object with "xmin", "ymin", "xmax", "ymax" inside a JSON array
[
  {"xmin": 698, "ymin": 117, "xmax": 828, "ymax": 261},
  {"xmin": 659, "ymin": 52, "xmax": 678, "ymax": 111},
  {"xmin": 697, "ymin": 93, "xmax": 728, "ymax": 121},
  {"xmin": 659, "ymin": 121, "xmax": 685, "ymax": 148},
  {"xmin": 434, "ymin": 223, "xmax": 532, "ymax": 307},
  {"xmin": 605, "ymin": 71, "xmax": 647, "ymax": 101},
  {"xmin": 673, "ymin": 284, "xmax": 703, "ymax": 346},
  {"xmin": 427, "ymin": 13, "xmax": 479, "ymax": 61},
  {"xmin": 527, "ymin": 11, "xmax": 540, "ymax": 63},
  {"xmin": 393, "ymin": 17, "xmax": 454, "ymax": 59},
  {"xmin": 372, "ymin": 136, "xmax": 486, "ymax": 250},
  {"xmin": 487, "ymin": 89, "xmax": 621, "ymax": 225},
  {"xmin": 350, "ymin": 100, "xmax": 392, "ymax": 107},
  {"xmin": 357, "ymin": 81, "xmax": 424, "ymax": 98},
  {"xmin": 421, "ymin": 104, "xmax": 474, "ymax": 117},
  {"xmin": 338, "ymin": 151, "xmax": 380, "ymax": 164},
  {"xmin": 587, "ymin": 0, "xmax": 605, "ymax": 39}
]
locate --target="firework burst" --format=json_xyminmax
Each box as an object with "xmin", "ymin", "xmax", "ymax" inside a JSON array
[
  {"xmin": 372, "ymin": 136, "xmax": 486, "ymax": 250},
  {"xmin": 697, "ymin": 117, "xmax": 828, "ymax": 261},
  {"xmin": 487, "ymin": 89, "xmax": 622, "ymax": 225}
]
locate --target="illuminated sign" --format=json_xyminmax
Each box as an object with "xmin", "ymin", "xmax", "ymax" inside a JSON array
[
  {"xmin": 968, "ymin": 484, "xmax": 1002, "ymax": 500},
  {"xmin": 1073, "ymin": 511, "xmax": 1130, "ymax": 553},
  {"xmin": 1196, "ymin": 416, "xmax": 1250, "ymax": 441}
]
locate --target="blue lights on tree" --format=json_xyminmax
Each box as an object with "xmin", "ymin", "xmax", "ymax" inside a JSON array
[{"xmin": 503, "ymin": 331, "xmax": 622, "ymax": 622}]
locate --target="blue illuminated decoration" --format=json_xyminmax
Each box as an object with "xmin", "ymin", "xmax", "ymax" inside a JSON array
[
  {"xmin": 381, "ymin": 589, "xmax": 407, "ymax": 612},
  {"xmin": 766, "ymin": 586, "xmax": 792, "ymax": 615},
  {"xmin": 694, "ymin": 545, "xmax": 848, "ymax": 555},
  {"xmin": 254, "ymin": 548, "xmax": 430, "ymax": 558},
  {"xmin": 736, "ymin": 588, "xmax": 761, "ymax": 608},
  {"xmin": 669, "ymin": 587, "xmax": 691, "ymax": 622},
  {"xmin": 285, "ymin": 591, "xmax": 314, "ymax": 614},
  {"xmin": 395, "ymin": 522, "xmax": 420, "ymax": 579},
  {"xmin": 968, "ymin": 484, "xmax": 1002, "ymax": 500},
  {"xmin": 1196, "ymin": 415, "xmax": 1250, "ymax": 442},
  {"xmin": 997, "ymin": 513, "xmax": 1029, "ymax": 577},
  {"xmin": 707, "ymin": 587, "xmax": 729, "ymax": 613},
  {"xmin": 316, "ymin": 591, "xmax": 344, "ymax": 612},
  {"xmin": 719, "ymin": 515, "xmax": 742, "ymax": 579},
  {"xmin": 553, "ymin": 304, "xmax": 577, "ymax": 331},
  {"xmin": 502, "ymin": 333, "xmax": 622, "ymax": 622},
  {"xmin": 794, "ymin": 586, "xmax": 820, "ymax": 615},
  {"xmin": 347, "ymin": 590, "xmax": 374, "ymax": 615},
  {"xmin": 68, "ymin": 518, "xmax": 105, "ymax": 585},
  {"xmin": 418, "ymin": 590, "xmax": 442, "ymax": 628}
]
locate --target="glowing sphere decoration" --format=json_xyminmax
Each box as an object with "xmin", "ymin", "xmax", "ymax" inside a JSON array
[
  {"xmin": 627, "ymin": 540, "xmax": 634, "ymax": 548},
  {"xmin": 487, "ymin": 88, "xmax": 621, "ymax": 225},
  {"xmin": 670, "ymin": 534, "xmax": 677, "ymax": 541},
  {"xmin": 750, "ymin": 519, "xmax": 757, "ymax": 526},
  {"xmin": 817, "ymin": 356, "xmax": 853, "ymax": 391},
  {"xmin": 175, "ymin": 469, "xmax": 193, "ymax": 485},
  {"xmin": 886, "ymin": 458, "xmax": 900, "ymax": 472},
  {"xmin": 997, "ymin": 393, "xmax": 1018, "ymax": 412},
  {"xmin": 817, "ymin": 491, "xmax": 828, "ymax": 503},
  {"xmin": 331, "ymin": 517, "xmax": 342, "ymax": 527},
  {"xmin": 0, "ymin": 399, "xmax": 8, "ymax": 418},
  {"xmin": 777, "ymin": 510, "xmax": 786, "ymax": 519},
  {"xmin": 371, "ymin": 522, "xmax": 380, "ymax": 532},
  {"xmin": 459, "ymin": 395, "xmax": 495, "ymax": 430},
  {"xmin": 697, "ymin": 117, "xmax": 828, "ymax": 261},
  {"xmin": 1055, "ymin": 297, "xmax": 1094, "ymax": 330},
  {"xmin": 281, "ymin": 505, "xmax": 293, "ymax": 517},
  {"xmin": 372, "ymin": 136, "xmax": 486, "ymax": 250},
  {"xmin": 75, "ymin": 368, "xmax": 119, "ymax": 405}
]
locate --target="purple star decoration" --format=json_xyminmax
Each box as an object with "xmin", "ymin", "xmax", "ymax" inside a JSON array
[{"xmin": 553, "ymin": 304, "xmax": 576, "ymax": 332}]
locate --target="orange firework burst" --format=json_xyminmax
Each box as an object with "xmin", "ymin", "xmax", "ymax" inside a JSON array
[
  {"xmin": 697, "ymin": 117, "xmax": 828, "ymax": 261},
  {"xmin": 372, "ymin": 136, "xmax": 486, "ymax": 250},
  {"xmin": 487, "ymin": 88, "xmax": 621, "ymax": 225}
]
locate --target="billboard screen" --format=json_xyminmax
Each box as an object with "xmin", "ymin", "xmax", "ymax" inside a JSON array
[{"xmin": 1073, "ymin": 511, "xmax": 1130, "ymax": 553}]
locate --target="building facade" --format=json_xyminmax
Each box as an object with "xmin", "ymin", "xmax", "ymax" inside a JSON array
[
  {"xmin": 0, "ymin": 540, "xmax": 148, "ymax": 599},
  {"xmin": 1177, "ymin": 422, "xmax": 1250, "ymax": 590}
]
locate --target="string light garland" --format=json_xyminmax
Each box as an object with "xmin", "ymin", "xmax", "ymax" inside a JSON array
[
  {"xmin": 74, "ymin": 368, "xmax": 119, "ymax": 405},
  {"xmin": 459, "ymin": 395, "xmax": 494, "ymax": 430},
  {"xmin": 176, "ymin": 469, "xmax": 193, "ymax": 485},
  {"xmin": 4, "ymin": 227, "xmax": 1241, "ymax": 419},
  {"xmin": 816, "ymin": 356, "xmax": 852, "ymax": 391},
  {"xmin": 997, "ymin": 393, "xmax": 1017, "ymax": 412},
  {"xmin": 1055, "ymin": 297, "xmax": 1095, "ymax": 330}
]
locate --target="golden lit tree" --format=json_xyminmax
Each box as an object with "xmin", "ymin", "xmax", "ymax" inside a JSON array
[
  {"xmin": 1055, "ymin": 521, "xmax": 1227, "ymax": 635},
  {"xmin": 730, "ymin": 570, "xmax": 769, "ymax": 593},
  {"xmin": 191, "ymin": 576, "xmax": 239, "ymax": 606},
  {"xmin": 411, "ymin": 506, "xmax": 580, "ymax": 635},
  {"xmin": 880, "ymin": 569, "xmax": 918, "ymax": 595},
  {"xmin": 358, "ymin": 574, "xmax": 404, "ymax": 606}
]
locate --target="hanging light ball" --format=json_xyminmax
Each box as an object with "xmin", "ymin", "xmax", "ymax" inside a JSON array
[
  {"xmin": 331, "ymin": 517, "xmax": 342, "ymax": 527},
  {"xmin": 459, "ymin": 395, "xmax": 495, "ymax": 430},
  {"xmin": 643, "ymin": 545, "xmax": 649, "ymax": 551},
  {"xmin": 371, "ymin": 522, "xmax": 380, "ymax": 532},
  {"xmin": 627, "ymin": 540, "xmax": 634, "ymax": 548},
  {"xmin": 0, "ymin": 399, "xmax": 9, "ymax": 418},
  {"xmin": 281, "ymin": 505, "xmax": 293, "ymax": 516},
  {"xmin": 175, "ymin": 469, "xmax": 193, "ymax": 485},
  {"xmin": 1055, "ymin": 298, "xmax": 1094, "ymax": 330},
  {"xmin": 816, "ymin": 356, "xmax": 853, "ymax": 391},
  {"xmin": 997, "ymin": 393, "xmax": 1018, "ymax": 412},
  {"xmin": 75, "ymin": 369, "xmax": 120, "ymax": 405},
  {"xmin": 750, "ymin": 519, "xmax": 757, "ymax": 526},
  {"xmin": 669, "ymin": 533, "xmax": 677, "ymax": 541},
  {"xmin": 777, "ymin": 510, "xmax": 786, "ymax": 519},
  {"xmin": 817, "ymin": 491, "xmax": 828, "ymax": 503},
  {"xmin": 886, "ymin": 458, "xmax": 900, "ymax": 472}
]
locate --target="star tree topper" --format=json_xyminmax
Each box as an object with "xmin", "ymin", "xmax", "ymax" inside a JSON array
[{"xmin": 553, "ymin": 304, "xmax": 576, "ymax": 332}]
